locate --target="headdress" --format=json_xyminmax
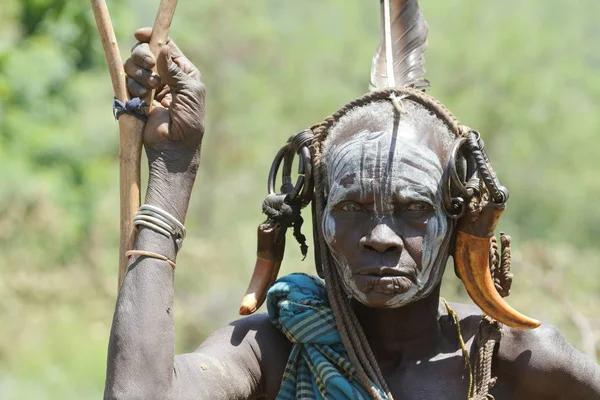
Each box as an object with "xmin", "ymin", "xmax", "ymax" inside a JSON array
[
  {"xmin": 239, "ymin": 0, "xmax": 539, "ymax": 344},
  {"xmin": 239, "ymin": 2, "xmax": 540, "ymax": 397}
]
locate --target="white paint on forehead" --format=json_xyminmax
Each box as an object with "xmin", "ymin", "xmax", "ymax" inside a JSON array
[
  {"xmin": 321, "ymin": 100, "xmax": 455, "ymax": 171},
  {"xmin": 322, "ymin": 100, "xmax": 453, "ymax": 212},
  {"xmin": 325, "ymin": 133, "xmax": 443, "ymax": 210}
]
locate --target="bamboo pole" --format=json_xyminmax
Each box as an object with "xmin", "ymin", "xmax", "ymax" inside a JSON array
[{"xmin": 90, "ymin": 0, "xmax": 178, "ymax": 290}]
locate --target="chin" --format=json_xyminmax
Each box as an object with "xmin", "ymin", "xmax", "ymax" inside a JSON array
[{"xmin": 356, "ymin": 288, "xmax": 419, "ymax": 308}]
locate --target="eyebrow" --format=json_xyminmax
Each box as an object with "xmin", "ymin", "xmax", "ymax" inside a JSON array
[
  {"xmin": 393, "ymin": 185, "xmax": 436, "ymax": 205},
  {"xmin": 330, "ymin": 181, "xmax": 437, "ymax": 206}
]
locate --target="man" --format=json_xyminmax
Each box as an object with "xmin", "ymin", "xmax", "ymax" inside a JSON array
[{"xmin": 104, "ymin": 1, "xmax": 600, "ymax": 399}]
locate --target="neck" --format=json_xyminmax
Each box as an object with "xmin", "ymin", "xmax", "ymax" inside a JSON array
[{"xmin": 352, "ymin": 286, "xmax": 444, "ymax": 365}]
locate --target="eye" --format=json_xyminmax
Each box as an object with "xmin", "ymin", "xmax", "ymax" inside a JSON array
[
  {"xmin": 406, "ymin": 202, "xmax": 432, "ymax": 212},
  {"xmin": 338, "ymin": 201, "xmax": 364, "ymax": 212}
]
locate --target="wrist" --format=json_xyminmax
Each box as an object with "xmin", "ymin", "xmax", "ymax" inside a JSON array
[{"xmin": 145, "ymin": 147, "xmax": 200, "ymax": 222}]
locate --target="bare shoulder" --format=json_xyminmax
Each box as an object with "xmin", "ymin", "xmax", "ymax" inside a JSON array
[
  {"xmin": 199, "ymin": 313, "xmax": 290, "ymax": 352},
  {"xmin": 203, "ymin": 314, "xmax": 291, "ymax": 394},
  {"xmin": 448, "ymin": 302, "xmax": 600, "ymax": 399},
  {"xmin": 173, "ymin": 314, "xmax": 291, "ymax": 400},
  {"xmin": 499, "ymin": 322, "xmax": 568, "ymax": 362},
  {"xmin": 496, "ymin": 322, "xmax": 600, "ymax": 398},
  {"xmin": 201, "ymin": 313, "xmax": 292, "ymax": 373}
]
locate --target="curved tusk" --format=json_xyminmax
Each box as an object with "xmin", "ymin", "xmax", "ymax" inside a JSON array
[
  {"xmin": 455, "ymin": 231, "xmax": 540, "ymax": 329},
  {"xmin": 239, "ymin": 224, "xmax": 285, "ymax": 316}
]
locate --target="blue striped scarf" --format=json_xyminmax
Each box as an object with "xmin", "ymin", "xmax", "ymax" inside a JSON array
[{"xmin": 266, "ymin": 273, "xmax": 387, "ymax": 400}]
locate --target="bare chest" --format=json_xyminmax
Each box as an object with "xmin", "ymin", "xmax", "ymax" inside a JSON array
[
  {"xmin": 382, "ymin": 356, "xmax": 531, "ymax": 400},
  {"xmin": 383, "ymin": 351, "xmax": 470, "ymax": 400}
]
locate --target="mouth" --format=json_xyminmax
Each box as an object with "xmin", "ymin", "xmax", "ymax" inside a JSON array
[
  {"xmin": 354, "ymin": 268, "xmax": 416, "ymax": 295},
  {"xmin": 356, "ymin": 267, "xmax": 414, "ymax": 279}
]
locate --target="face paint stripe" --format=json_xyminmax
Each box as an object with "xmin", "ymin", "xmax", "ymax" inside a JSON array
[
  {"xmin": 378, "ymin": 139, "xmax": 384, "ymax": 215},
  {"xmin": 381, "ymin": 110, "xmax": 400, "ymax": 205},
  {"xmin": 360, "ymin": 138, "xmax": 366, "ymax": 199}
]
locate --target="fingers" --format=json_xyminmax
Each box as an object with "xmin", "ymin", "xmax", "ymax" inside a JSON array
[
  {"xmin": 127, "ymin": 77, "xmax": 148, "ymax": 98},
  {"xmin": 125, "ymin": 43, "xmax": 162, "ymax": 99},
  {"xmin": 124, "ymin": 57, "xmax": 161, "ymax": 89},
  {"xmin": 155, "ymin": 85, "xmax": 170, "ymax": 101},
  {"xmin": 128, "ymin": 28, "xmax": 203, "ymax": 105},
  {"xmin": 155, "ymin": 85, "xmax": 172, "ymax": 107},
  {"xmin": 133, "ymin": 28, "xmax": 188, "ymax": 70},
  {"xmin": 134, "ymin": 27, "xmax": 153, "ymax": 43},
  {"xmin": 160, "ymin": 93, "xmax": 173, "ymax": 108},
  {"xmin": 156, "ymin": 46, "xmax": 188, "ymax": 88},
  {"xmin": 134, "ymin": 27, "xmax": 180, "ymax": 57},
  {"xmin": 131, "ymin": 42, "xmax": 156, "ymax": 70}
]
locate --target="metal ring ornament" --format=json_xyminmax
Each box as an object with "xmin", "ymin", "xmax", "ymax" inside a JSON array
[
  {"xmin": 267, "ymin": 144, "xmax": 290, "ymax": 195},
  {"xmin": 267, "ymin": 130, "xmax": 314, "ymax": 208},
  {"xmin": 466, "ymin": 131, "xmax": 509, "ymax": 205},
  {"xmin": 448, "ymin": 138, "xmax": 472, "ymax": 196},
  {"xmin": 443, "ymin": 137, "xmax": 474, "ymax": 219}
]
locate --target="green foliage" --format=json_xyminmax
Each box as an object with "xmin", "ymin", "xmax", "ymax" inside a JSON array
[{"xmin": 0, "ymin": 0, "xmax": 598, "ymax": 398}]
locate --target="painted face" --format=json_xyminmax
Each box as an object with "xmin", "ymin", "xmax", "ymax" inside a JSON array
[{"xmin": 321, "ymin": 101, "xmax": 454, "ymax": 308}]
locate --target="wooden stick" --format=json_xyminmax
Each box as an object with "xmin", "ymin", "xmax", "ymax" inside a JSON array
[
  {"xmin": 90, "ymin": 0, "xmax": 178, "ymax": 290},
  {"xmin": 144, "ymin": 0, "xmax": 179, "ymax": 111},
  {"xmin": 90, "ymin": 0, "xmax": 128, "ymax": 101}
]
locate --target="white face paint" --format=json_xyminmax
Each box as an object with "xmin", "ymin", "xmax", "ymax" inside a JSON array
[{"xmin": 320, "ymin": 100, "xmax": 454, "ymax": 308}]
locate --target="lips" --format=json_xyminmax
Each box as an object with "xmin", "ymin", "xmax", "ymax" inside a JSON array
[
  {"xmin": 354, "ymin": 267, "xmax": 416, "ymax": 294},
  {"xmin": 356, "ymin": 267, "xmax": 415, "ymax": 278}
]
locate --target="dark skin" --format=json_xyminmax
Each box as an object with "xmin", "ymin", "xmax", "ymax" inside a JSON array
[{"xmin": 104, "ymin": 29, "xmax": 600, "ymax": 400}]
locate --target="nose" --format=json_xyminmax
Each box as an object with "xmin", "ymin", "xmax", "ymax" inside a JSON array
[{"xmin": 359, "ymin": 223, "xmax": 404, "ymax": 254}]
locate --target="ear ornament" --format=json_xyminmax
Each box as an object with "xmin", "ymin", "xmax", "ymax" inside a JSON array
[{"xmin": 239, "ymin": 130, "xmax": 314, "ymax": 315}]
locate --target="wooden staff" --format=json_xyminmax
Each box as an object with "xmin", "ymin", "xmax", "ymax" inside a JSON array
[{"xmin": 90, "ymin": 0, "xmax": 179, "ymax": 289}]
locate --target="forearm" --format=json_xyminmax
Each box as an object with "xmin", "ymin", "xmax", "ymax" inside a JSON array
[
  {"xmin": 104, "ymin": 151, "xmax": 199, "ymax": 400},
  {"xmin": 144, "ymin": 148, "xmax": 200, "ymax": 233},
  {"xmin": 104, "ymin": 249, "xmax": 175, "ymax": 399}
]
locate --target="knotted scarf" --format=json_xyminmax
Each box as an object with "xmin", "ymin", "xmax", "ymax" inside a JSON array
[{"xmin": 267, "ymin": 273, "xmax": 388, "ymax": 400}]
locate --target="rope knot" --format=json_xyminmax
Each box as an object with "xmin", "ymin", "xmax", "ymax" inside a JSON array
[
  {"xmin": 113, "ymin": 97, "xmax": 148, "ymax": 121},
  {"xmin": 262, "ymin": 194, "xmax": 308, "ymax": 259}
]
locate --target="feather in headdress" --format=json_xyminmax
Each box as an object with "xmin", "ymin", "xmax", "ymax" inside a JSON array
[{"xmin": 370, "ymin": 0, "xmax": 429, "ymax": 91}]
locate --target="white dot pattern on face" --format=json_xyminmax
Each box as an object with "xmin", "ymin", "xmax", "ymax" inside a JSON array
[{"xmin": 320, "ymin": 100, "xmax": 455, "ymax": 307}]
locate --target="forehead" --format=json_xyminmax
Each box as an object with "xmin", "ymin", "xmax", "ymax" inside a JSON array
[
  {"xmin": 326, "ymin": 130, "xmax": 443, "ymax": 201},
  {"xmin": 321, "ymin": 100, "xmax": 454, "ymax": 166},
  {"xmin": 321, "ymin": 100, "xmax": 454, "ymax": 198}
]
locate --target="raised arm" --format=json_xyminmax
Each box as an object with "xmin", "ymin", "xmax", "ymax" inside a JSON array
[{"xmin": 103, "ymin": 29, "xmax": 286, "ymax": 400}]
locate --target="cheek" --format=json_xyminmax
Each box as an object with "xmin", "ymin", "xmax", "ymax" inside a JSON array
[
  {"xmin": 403, "ymin": 235, "xmax": 424, "ymax": 266},
  {"xmin": 420, "ymin": 210, "xmax": 450, "ymax": 272},
  {"xmin": 322, "ymin": 211, "xmax": 336, "ymax": 247},
  {"xmin": 322, "ymin": 211, "xmax": 364, "ymax": 262}
]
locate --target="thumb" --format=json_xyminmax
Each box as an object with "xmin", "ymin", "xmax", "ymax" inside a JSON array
[{"xmin": 156, "ymin": 46, "xmax": 188, "ymax": 88}]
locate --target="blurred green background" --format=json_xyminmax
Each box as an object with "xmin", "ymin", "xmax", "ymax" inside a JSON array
[{"xmin": 0, "ymin": 0, "xmax": 599, "ymax": 398}]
